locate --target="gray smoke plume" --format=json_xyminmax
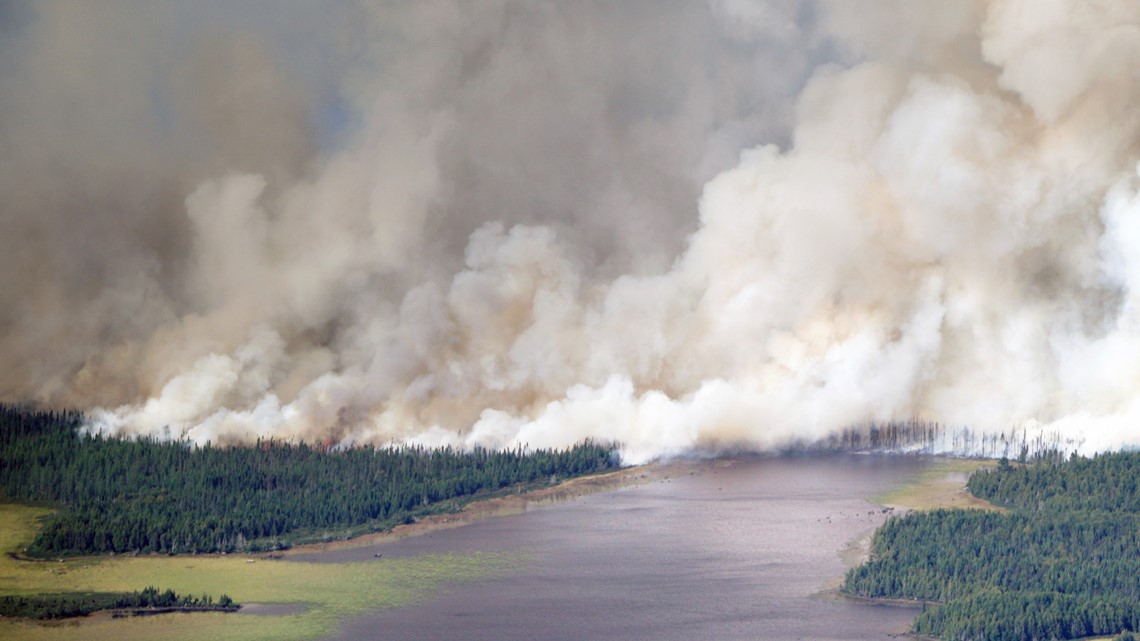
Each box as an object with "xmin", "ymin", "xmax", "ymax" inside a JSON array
[{"xmin": 3, "ymin": 1, "xmax": 1140, "ymax": 462}]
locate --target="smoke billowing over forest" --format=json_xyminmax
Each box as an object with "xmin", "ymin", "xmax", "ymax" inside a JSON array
[{"xmin": 3, "ymin": 1, "xmax": 1140, "ymax": 462}]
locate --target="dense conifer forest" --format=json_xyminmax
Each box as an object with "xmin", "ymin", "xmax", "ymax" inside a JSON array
[
  {"xmin": 0, "ymin": 405, "xmax": 617, "ymax": 556},
  {"xmin": 0, "ymin": 586, "xmax": 236, "ymax": 620},
  {"xmin": 844, "ymin": 452, "xmax": 1140, "ymax": 641}
]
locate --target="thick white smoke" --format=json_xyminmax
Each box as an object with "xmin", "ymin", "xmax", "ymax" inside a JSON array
[{"xmin": 5, "ymin": 1, "xmax": 1140, "ymax": 462}]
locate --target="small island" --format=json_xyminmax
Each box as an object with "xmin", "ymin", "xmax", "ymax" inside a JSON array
[{"xmin": 0, "ymin": 587, "xmax": 237, "ymax": 620}]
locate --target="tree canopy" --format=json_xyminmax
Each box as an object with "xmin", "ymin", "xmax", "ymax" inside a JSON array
[
  {"xmin": 844, "ymin": 451, "xmax": 1140, "ymax": 641},
  {"xmin": 0, "ymin": 405, "xmax": 617, "ymax": 555}
]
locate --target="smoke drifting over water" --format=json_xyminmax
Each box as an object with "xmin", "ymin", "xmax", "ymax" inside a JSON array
[{"xmin": 4, "ymin": 1, "xmax": 1140, "ymax": 462}]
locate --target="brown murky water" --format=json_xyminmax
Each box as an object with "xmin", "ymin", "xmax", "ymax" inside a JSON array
[{"xmin": 304, "ymin": 454, "xmax": 932, "ymax": 641}]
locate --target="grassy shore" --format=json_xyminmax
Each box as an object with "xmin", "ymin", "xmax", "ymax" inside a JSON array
[
  {"xmin": 0, "ymin": 503, "xmax": 518, "ymax": 641},
  {"xmin": 0, "ymin": 464, "xmax": 655, "ymax": 641},
  {"xmin": 836, "ymin": 458, "xmax": 1002, "ymax": 584},
  {"xmin": 872, "ymin": 458, "xmax": 1003, "ymax": 512}
]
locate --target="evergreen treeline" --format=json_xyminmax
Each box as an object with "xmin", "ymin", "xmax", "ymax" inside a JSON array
[
  {"xmin": 967, "ymin": 452, "xmax": 1140, "ymax": 513},
  {"xmin": 843, "ymin": 452, "xmax": 1140, "ymax": 641},
  {"xmin": 0, "ymin": 586, "xmax": 236, "ymax": 620},
  {"xmin": 0, "ymin": 405, "xmax": 617, "ymax": 555}
]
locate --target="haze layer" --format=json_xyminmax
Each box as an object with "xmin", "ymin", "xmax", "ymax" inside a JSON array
[{"xmin": 3, "ymin": 1, "xmax": 1139, "ymax": 461}]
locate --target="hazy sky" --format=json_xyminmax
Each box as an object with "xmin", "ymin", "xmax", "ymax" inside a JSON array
[{"xmin": 3, "ymin": 1, "xmax": 1140, "ymax": 461}]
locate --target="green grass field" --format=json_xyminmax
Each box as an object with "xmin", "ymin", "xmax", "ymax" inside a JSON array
[
  {"xmin": 0, "ymin": 504, "xmax": 518, "ymax": 641},
  {"xmin": 873, "ymin": 458, "xmax": 1003, "ymax": 512}
]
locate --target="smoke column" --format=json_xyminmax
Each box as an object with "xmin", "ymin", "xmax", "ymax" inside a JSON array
[{"xmin": 3, "ymin": 1, "xmax": 1140, "ymax": 462}]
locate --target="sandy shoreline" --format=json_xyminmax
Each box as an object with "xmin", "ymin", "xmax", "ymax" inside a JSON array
[
  {"xmin": 281, "ymin": 463, "xmax": 665, "ymax": 555},
  {"xmin": 284, "ymin": 455, "xmax": 996, "ymax": 558},
  {"xmin": 826, "ymin": 457, "xmax": 997, "ymax": 615}
]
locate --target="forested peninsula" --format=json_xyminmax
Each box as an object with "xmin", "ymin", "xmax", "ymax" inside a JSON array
[
  {"xmin": 0, "ymin": 405, "xmax": 617, "ymax": 557},
  {"xmin": 843, "ymin": 451, "xmax": 1140, "ymax": 641},
  {"xmin": 0, "ymin": 586, "xmax": 237, "ymax": 620}
]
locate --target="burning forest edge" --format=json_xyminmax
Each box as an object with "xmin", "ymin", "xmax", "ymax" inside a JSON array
[
  {"xmin": 804, "ymin": 419, "xmax": 1086, "ymax": 462},
  {"xmin": 0, "ymin": 403, "xmax": 1087, "ymax": 559}
]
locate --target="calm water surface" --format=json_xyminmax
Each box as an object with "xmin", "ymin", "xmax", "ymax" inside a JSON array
[{"xmin": 306, "ymin": 454, "xmax": 933, "ymax": 641}]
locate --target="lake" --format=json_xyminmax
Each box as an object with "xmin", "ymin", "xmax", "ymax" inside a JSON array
[{"xmin": 303, "ymin": 454, "xmax": 933, "ymax": 641}]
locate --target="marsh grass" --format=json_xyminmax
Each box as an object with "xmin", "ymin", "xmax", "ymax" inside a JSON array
[
  {"xmin": 0, "ymin": 503, "xmax": 518, "ymax": 641},
  {"xmin": 873, "ymin": 458, "xmax": 1003, "ymax": 512}
]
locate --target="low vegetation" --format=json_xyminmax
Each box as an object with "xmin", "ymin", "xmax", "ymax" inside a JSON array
[
  {"xmin": 844, "ymin": 452, "xmax": 1140, "ymax": 641},
  {"xmin": 869, "ymin": 458, "xmax": 1000, "ymax": 512},
  {"xmin": 0, "ymin": 500, "xmax": 517, "ymax": 641},
  {"xmin": 0, "ymin": 403, "xmax": 598, "ymax": 640}
]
